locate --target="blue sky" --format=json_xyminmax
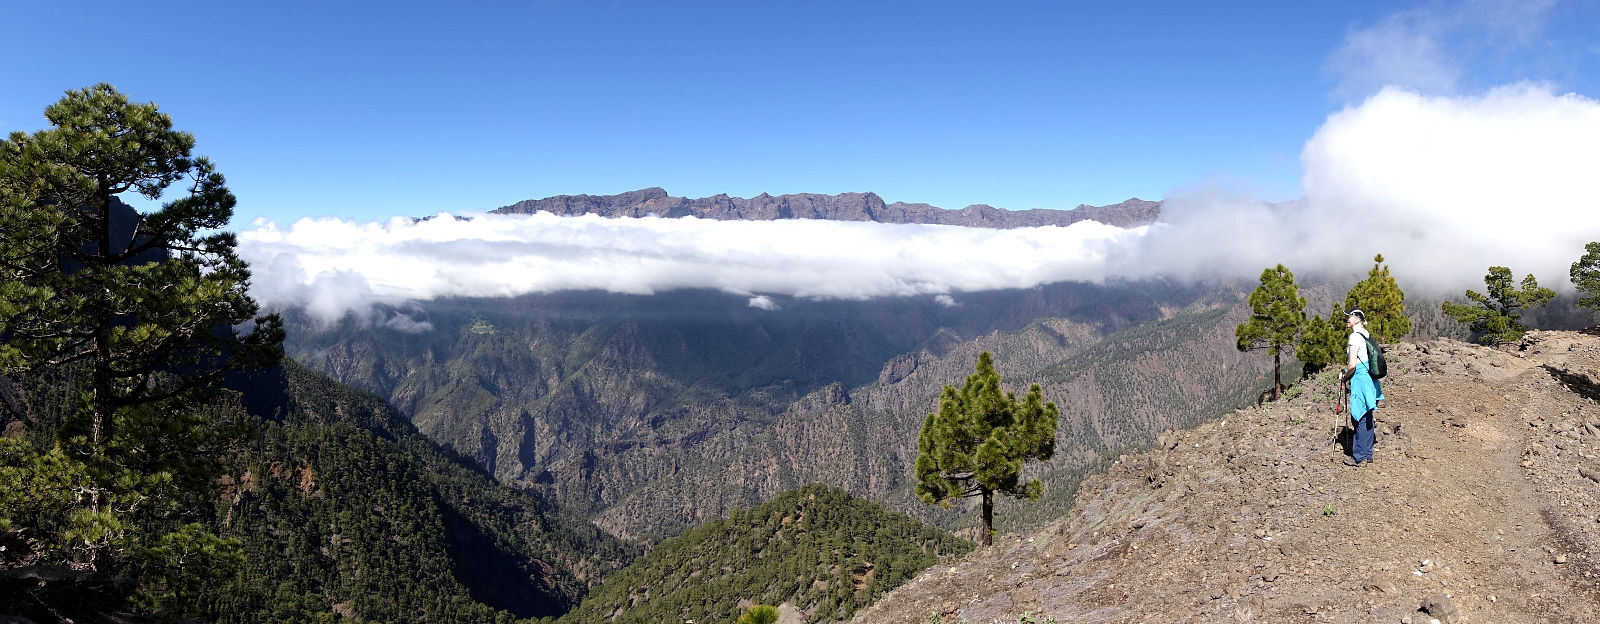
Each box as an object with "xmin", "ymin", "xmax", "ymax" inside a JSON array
[{"xmin": 4, "ymin": 1, "xmax": 1598, "ymax": 227}]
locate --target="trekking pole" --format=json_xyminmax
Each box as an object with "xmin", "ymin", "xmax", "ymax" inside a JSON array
[{"xmin": 1333, "ymin": 378, "xmax": 1347, "ymax": 450}]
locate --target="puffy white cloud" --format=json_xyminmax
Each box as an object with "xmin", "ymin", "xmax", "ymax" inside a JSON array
[
  {"xmin": 240, "ymin": 85, "xmax": 1600, "ymax": 324},
  {"xmin": 1111, "ymin": 84, "xmax": 1600, "ymax": 297},
  {"xmin": 933, "ymin": 294, "xmax": 957, "ymax": 307},
  {"xmin": 1300, "ymin": 84, "xmax": 1600, "ymax": 293},
  {"xmin": 380, "ymin": 311, "xmax": 434, "ymax": 333}
]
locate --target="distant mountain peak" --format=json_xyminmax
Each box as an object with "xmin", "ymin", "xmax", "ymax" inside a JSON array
[{"xmin": 494, "ymin": 189, "xmax": 1160, "ymax": 229}]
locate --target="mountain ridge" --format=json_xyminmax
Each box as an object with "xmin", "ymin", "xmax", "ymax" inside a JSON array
[
  {"xmin": 492, "ymin": 188, "xmax": 1161, "ymax": 229},
  {"xmin": 852, "ymin": 330, "xmax": 1600, "ymax": 623}
]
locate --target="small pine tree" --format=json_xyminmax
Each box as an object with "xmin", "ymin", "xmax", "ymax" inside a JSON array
[
  {"xmin": 1441, "ymin": 266, "xmax": 1556, "ymax": 344},
  {"xmin": 737, "ymin": 604, "xmax": 780, "ymax": 624},
  {"xmin": 914, "ymin": 352, "xmax": 1057, "ymax": 547},
  {"xmin": 1235, "ymin": 264, "xmax": 1306, "ymax": 400},
  {"xmin": 1296, "ymin": 303, "xmax": 1347, "ymax": 376},
  {"xmin": 1572, "ymin": 242, "xmax": 1600, "ymax": 321},
  {"xmin": 1344, "ymin": 253, "xmax": 1412, "ymax": 343}
]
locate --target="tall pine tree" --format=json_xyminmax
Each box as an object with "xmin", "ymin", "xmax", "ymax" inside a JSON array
[
  {"xmin": 1441, "ymin": 266, "xmax": 1555, "ymax": 345},
  {"xmin": 914, "ymin": 352, "xmax": 1057, "ymax": 547},
  {"xmin": 0, "ymin": 84, "xmax": 283, "ymax": 570},
  {"xmin": 1236, "ymin": 264, "xmax": 1306, "ymax": 400},
  {"xmin": 1344, "ymin": 253, "xmax": 1411, "ymax": 343}
]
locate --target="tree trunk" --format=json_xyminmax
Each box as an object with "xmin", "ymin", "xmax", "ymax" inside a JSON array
[
  {"xmin": 1272, "ymin": 351, "xmax": 1281, "ymax": 401},
  {"xmin": 87, "ymin": 193, "xmax": 114, "ymax": 572},
  {"xmin": 91, "ymin": 341, "xmax": 111, "ymax": 450},
  {"xmin": 981, "ymin": 488, "xmax": 994, "ymax": 547}
]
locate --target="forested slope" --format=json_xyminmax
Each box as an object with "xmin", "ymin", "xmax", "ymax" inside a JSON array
[
  {"xmin": 205, "ymin": 360, "xmax": 638, "ymax": 622},
  {"xmin": 554, "ymin": 483, "xmax": 970, "ymax": 624},
  {"xmin": 2, "ymin": 360, "xmax": 637, "ymax": 623}
]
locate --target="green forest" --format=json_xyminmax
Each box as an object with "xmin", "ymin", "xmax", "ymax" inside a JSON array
[
  {"xmin": 3, "ymin": 355, "xmax": 638, "ymax": 622},
  {"xmin": 554, "ymin": 483, "xmax": 972, "ymax": 624}
]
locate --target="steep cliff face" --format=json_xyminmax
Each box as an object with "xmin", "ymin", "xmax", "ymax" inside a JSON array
[
  {"xmin": 587, "ymin": 289, "xmax": 1274, "ymax": 540},
  {"xmin": 853, "ymin": 330, "xmax": 1600, "ymax": 624},
  {"xmin": 493, "ymin": 188, "xmax": 1161, "ymax": 229}
]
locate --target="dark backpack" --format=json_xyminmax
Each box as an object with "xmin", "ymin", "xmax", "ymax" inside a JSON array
[{"xmin": 1362, "ymin": 332, "xmax": 1387, "ymax": 379}]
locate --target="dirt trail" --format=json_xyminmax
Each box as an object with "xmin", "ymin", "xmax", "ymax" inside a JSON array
[{"xmin": 852, "ymin": 331, "xmax": 1600, "ymax": 623}]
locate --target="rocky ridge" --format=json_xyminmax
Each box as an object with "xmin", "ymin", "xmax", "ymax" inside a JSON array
[
  {"xmin": 852, "ymin": 330, "xmax": 1600, "ymax": 623},
  {"xmin": 492, "ymin": 187, "xmax": 1161, "ymax": 229}
]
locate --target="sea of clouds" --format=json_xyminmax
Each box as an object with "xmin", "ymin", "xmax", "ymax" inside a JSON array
[
  {"xmin": 239, "ymin": 83, "xmax": 1600, "ymax": 327},
  {"xmin": 241, "ymin": 208, "xmax": 1143, "ymax": 325}
]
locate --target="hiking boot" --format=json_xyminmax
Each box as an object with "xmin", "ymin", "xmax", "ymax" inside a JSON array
[{"xmin": 1343, "ymin": 457, "xmax": 1363, "ymax": 467}]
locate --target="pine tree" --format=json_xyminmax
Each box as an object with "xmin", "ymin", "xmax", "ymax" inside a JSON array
[
  {"xmin": 1572, "ymin": 242, "xmax": 1600, "ymax": 321},
  {"xmin": 1296, "ymin": 303, "xmax": 1347, "ymax": 376},
  {"xmin": 0, "ymin": 84, "xmax": 283, "ymax": 570},
  {"xmin": 914, "ymin": 351, "xmax": 1057, "ymax": 547},
  {"xmin": 1441, "ymin": 266, "xmax": 1556, "ymax": 345},
  {"xmin": 1235, "ymin": 264, "xmax": 1306, "ymax": 400},
  {"xmin": 737, "ymin": 604, "xmax": 780, "ymax": 624},
  {"xmin": 1344, "ymin": 253, "xmax": 1411, "ymax": 343}
]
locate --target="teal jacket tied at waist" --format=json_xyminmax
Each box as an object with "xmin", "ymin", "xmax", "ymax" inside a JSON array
[{"xmin": 1348, "ymin": 361, "xmax": 1383, "ymax": 420}]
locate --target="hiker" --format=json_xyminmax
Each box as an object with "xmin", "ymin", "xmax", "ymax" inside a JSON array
[{"xmin": 1341, "ymin": 309, "xmax": 1384, "ymax": 466}]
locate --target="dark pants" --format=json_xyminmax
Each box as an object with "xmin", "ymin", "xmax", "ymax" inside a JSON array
[{"xmin": 1352, "ymin": 409, "xmax": 1375, "ymax": 462}]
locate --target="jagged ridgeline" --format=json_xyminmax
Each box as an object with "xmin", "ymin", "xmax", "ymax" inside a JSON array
[
  {"xmin": 492, "ymin": 186, "xmax": 1160, "ymax": 228},
  {"xmin": 5, "ymin": 359, "xmax": 637, "ymax": 622},
  {"xmin": 553, "ymin": 483, "xmax": 971, "ymax": 624}
]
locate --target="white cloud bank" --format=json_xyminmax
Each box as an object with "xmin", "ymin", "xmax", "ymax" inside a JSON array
[
  {"xmin": 241, "ymin": 209, "xmax": 1142, "ymax": 325},
  {"xmin": 241, "ymin": 84, "xmax": 1600, "ymax": 326}
]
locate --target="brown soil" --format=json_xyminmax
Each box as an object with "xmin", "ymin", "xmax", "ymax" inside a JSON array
[{"xmin": 852, "ymin": 330, "xmax": 1600, "ymax": 624}]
